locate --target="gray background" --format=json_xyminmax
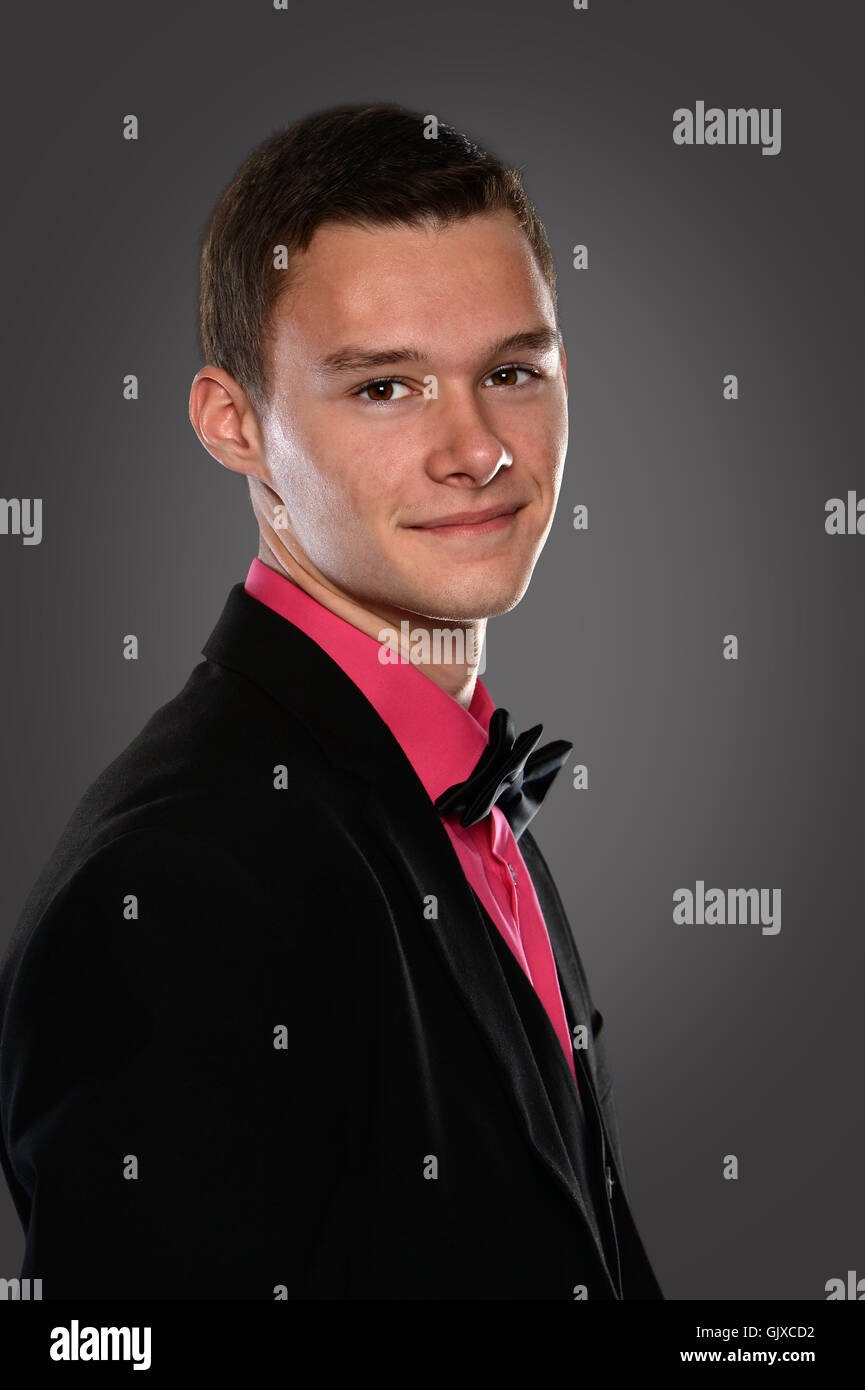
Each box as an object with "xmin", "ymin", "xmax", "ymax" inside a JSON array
[{"xmin": 1, "ymin": 0, "xmax": 862, "ymax": 1300}]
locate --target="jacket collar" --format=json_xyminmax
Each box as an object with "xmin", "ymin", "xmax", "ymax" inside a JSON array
[{"xmin": 243, "ymin": 556, "xmax": 494, "ymax": 805}]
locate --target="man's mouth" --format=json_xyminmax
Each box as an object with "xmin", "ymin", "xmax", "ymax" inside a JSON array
[{"xmin": 409, "ymin": 504, "xmax": 524, "ymax": 536}]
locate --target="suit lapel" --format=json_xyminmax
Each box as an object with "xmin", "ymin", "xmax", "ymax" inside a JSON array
[
  {"xmin": 203, "ymin": 584, "xmax": 619, "ymax": 1294},
  {"xmin": 464, "ymin": 858, "xmax": 625, "ymax": 1297},
  {"xmin": 519, "ymin": 831, "xmax": 629, "ymax": 1168},
  {"xmin": 360, "ymin": 785, "xmax": 617, "ymax": 1295}
]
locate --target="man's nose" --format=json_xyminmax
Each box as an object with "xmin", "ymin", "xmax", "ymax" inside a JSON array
[{"xmin": 423, "ymin": 387, "xmax": 513, "ymax": 485}]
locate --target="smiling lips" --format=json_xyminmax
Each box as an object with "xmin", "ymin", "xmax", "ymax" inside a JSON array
[{"xmin": 410, "ymin": 504, "xmax": 523, "ymax": 536}]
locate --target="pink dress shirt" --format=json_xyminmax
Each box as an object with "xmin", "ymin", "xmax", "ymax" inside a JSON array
[{"xmin": 244, "ymin": 557, "xmax": 577, "ymax": 1086}]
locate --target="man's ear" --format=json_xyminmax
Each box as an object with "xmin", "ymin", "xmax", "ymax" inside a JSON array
[
  {"xmin": 188, "ymin": 366, "xmax": 267, "ymax": 481},
  {"xmin": 559, "ymin": 338, "xmax": 568, "ymax": 398}
]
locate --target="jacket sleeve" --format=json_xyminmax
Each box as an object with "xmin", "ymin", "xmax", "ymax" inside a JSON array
[{"xmin": 0, "ymin": 825, "xmax": 365, "ymax": 1299}]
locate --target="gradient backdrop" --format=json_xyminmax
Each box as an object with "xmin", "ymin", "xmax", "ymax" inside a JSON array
[{"xmin": 1, "ymin": 0, "xmax": 862, "ymax": 1300}]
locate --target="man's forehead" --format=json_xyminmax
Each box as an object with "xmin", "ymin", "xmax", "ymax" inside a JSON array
[{"xmin": 272, "ymin": 213, "xmax": 555, "ymax": 373}]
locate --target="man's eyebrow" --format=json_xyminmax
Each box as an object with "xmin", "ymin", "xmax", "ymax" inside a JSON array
[{"xmin": 314, "ymin": 325, "xmax": 560, "ymax": 377}]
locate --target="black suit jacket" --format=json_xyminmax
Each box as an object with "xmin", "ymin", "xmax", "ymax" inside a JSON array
[{"xmin": 0, "ymin": 582, "xmax": 663, "ymax": 1300}]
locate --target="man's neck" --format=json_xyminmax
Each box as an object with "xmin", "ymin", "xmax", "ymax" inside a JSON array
[{"xmin": 257, "ymin": 538, "xmax": 484, "ymax": 710}]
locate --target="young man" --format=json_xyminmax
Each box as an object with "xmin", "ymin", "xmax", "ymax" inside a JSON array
[{"xmin": 0, "ymin": 103, "xmax": 663, "ymax": 1300}]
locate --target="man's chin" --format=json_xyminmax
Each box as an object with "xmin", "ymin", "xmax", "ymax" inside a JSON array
[{"xmin": 395, "ymin": 579, "xmax": 532, "ymax": 624}]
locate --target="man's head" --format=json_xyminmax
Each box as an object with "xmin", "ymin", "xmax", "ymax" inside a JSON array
[{"xmin": 190, "ymin": 103, "xmax": 568, "ymax": 634}]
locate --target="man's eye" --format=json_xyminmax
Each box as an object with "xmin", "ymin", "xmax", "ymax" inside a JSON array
[
  {"xmin": 350, "ymin": 364, "xmax": 542, "ymax": 404},
  {"xmin": 351, "ymin": 377, "xmax": 413, "ymax": 403},
  {"xmin": 484, "ymin": 365, "xmax": 542, "ymax": 388}
]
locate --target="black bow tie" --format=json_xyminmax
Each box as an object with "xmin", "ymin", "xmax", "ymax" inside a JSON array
[{"xmin": 433, "ymin": 707, "xmax": 573, "ymax": 842}]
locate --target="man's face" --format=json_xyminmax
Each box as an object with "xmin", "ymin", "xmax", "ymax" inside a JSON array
[{"xmin": 258, "ymin": 209, "xmax": 568, "ymax": 624}]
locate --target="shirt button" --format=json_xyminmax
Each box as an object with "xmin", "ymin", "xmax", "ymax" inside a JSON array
[{"xmin": 605, "ymin": 1166, "xmax": 615, "ymax": 1199}]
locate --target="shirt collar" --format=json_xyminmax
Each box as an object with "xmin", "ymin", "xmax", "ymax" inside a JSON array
[{"xmin": 243, "ymin": 557, "xmax": 493, "ymax": 803}]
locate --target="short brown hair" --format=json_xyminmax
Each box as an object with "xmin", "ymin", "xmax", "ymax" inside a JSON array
[{"xmin": 196, "ymin": 102, "xmax": 558, "ymax": 417}]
